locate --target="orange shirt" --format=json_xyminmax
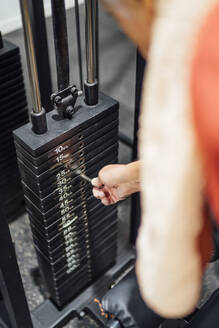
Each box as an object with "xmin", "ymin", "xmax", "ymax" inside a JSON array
[{"xmin": 191, "ymin": 3, "xmax": 219, "ymax": 227}]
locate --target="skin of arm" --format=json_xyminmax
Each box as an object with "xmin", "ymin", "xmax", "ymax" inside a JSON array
[{"xmin": 136, "ymin": 0, "xmax": 214, "ymax": 317}]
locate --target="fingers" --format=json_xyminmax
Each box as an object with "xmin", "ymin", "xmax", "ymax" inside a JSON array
[
  {"xmin": 92, "ymin": 187, "xmax": 111, "ymax": 205},
  {"xmin": 92, "ymin": 187, "xmax": 105, "ymax": 199},
  {"xmin": 92, "ymin": 184, "xmax": 119, "ymax": 206},
  {"xmin": 91, "ymin": 177, "xmax": 103, "ymax": 188}
]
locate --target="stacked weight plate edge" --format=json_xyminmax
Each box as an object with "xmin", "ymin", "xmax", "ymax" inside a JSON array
[
  {"xmin": 0, "ymin": 39, "xmax": 29, "ymax": 221},
  {"xmin": 14, "ymin": 93, "xmax": 119, "ymax": 307}
]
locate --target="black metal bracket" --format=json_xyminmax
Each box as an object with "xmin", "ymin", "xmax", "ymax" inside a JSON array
[{"xmin": 51, "ymin": 85, "xmax": 83, "ymax": 119}]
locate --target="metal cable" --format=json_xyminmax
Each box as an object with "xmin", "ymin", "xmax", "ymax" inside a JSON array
[
  {"xmin": 51, "ymin": 0, "xmax": 70, "ymax": 91},
  {"xmin": 85, "ymin": 0, "xmax": 97, "ymax": 84}
]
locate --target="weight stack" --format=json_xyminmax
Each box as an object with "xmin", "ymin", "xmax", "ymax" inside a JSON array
[
  {"xmin": 14, "ymin": 94, "xmax": 119, "ymax": 307},
  {"xmin": 0, "ymin": 34, "xmax": 29, "ymax": 221}
]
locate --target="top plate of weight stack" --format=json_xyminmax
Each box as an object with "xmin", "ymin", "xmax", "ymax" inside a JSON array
[{"xmin": 14, "ymin": 93, "xmax": 119, "ymax": 157}]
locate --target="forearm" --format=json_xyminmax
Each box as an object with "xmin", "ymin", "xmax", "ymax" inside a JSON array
[{"xmin": 125, "ymin": 160, "xmax": 141, "ymax": 193}]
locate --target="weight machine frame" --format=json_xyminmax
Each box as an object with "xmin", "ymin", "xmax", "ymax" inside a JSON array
[{"xmin": 0, "ymin": 1, "xmax": 143, "ymax": 327}]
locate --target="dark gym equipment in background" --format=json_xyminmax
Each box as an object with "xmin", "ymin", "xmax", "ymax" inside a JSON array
[{"xmin": 0, "ymin": 31, "xmax": 29, "ymax": 221}]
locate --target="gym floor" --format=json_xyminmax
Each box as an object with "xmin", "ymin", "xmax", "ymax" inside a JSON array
[{"xmin": 4, "ymin": 3, "xmax": 219, "ymax": 328}]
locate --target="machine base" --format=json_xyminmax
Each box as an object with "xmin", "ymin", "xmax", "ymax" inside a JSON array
[{"xmin": 31, "ymin": 246, "xmax": 135, "ymax": 328}]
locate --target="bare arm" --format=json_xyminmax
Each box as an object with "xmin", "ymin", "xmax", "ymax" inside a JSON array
[{"xmin": 136, "ymin": 0, "xmax": 214, "ymax": 318}]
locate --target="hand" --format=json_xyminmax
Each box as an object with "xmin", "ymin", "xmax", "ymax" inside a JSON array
[{"xmin": 92, "ymin": 161, "xmax": 141, "ymax": 205}]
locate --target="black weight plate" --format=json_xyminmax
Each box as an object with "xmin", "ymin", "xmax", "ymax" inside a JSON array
[
  {"xmin": 31, "ymin": 205, "xmax": 117, "ymax": 244},
  {"xmin": 33, "ymin": 228, "xmax": 117, "ymax": 279},
  {"xmin": 29, "ymin": 194, "xmax": 115, "ymax": 233},
  {"xmin": 49, "ymin": 239, "xmax": 117, "ymax": 288},
  {"xmin": 40, "ymin": 255, "xmax": 89, "ymax": 289},
  {"xmin": 0, "ymin": 184, "xmax": 22, "ymax": 198},
  {"xmin": 17, "ymin": 146, "xmax": 117, "ymax": 200},
  {"xmin": 31, "ymin": 213, "xmax": 117, "ymax": 262},
  {"xmin": 34, "ymin": 230, "xmax": 117, "ymax": 275},
  {"xmin": 27, "ymin": 188, "xmax": 92, "ymax": 226},
  {"xmin": 21, "ymin": 180, "xmax": 91, "ymax": 213},
  {"xmin": 0, "ymin": 89, "xmax": 26, "ymax": 108},
  {"xmin": 91, "ymin": 246, "xmax": 117, "ymax": 280},
  {"xmin": 26, "ymin": 196, "xmax": 99, "ymax": 235},
  {"xmin": 16, "ymin": 124, "xmax": 118, "ymax": 176},
  {"xmin": 47, "ymin": 267, "xmax": 90, "ymax": 307},
  {"xmin": 32, "ymin": 220, "xmax": 89, "ymax": 258},
  {"xmin": 33, "ymin": 229, "xmax": 89, "ymax": 266},
  {"xmin": 0, "ymin": 164, "xmax": 19, "ymax": 178},
  {"xmin": 0, "ymin": 75, "xmax": 23, "ymax": 92},
  {"xmin": 21, "ymin": 156, "xmax": 117, "ymax": 208},
  {"xmin": 0, "ymin": 157, "xmax": 19, "ymax": 171},
  {"xmin": 0, "ymin": 112, "xmax": 28, "ymax": 132},
  {"xmin": 35, "ymin": 233, "xmax": 117, "ymax": 290},
  {"xmin": 17, "ymin": 137, "xmax": 117, "ymax": 192},
  {"xmin": 16, "ymin": 130, "xmax": 117, "ymax": 184},
  {"xmin": 0, "ymin": 132, "xmax": 20, "ymax": 146},
  {"xmin": 29, "ymin": 207, "xmax": 116, "ymax": 261},
  {"xmin": 0, "ymin": 81, "xmax": 25, "ymax": 99},
  {"xmin": 35, "ymin": 242, "xmax": 89, "ymax": 282},
  {"xmin": 0, "ymin": 52, "xmax": 20, "ymax": 68},
  {"xmin": 14, "ymin": 93, "xmax": 119, "ymax": 157},
  {"xmin": 0, "ymin": 67, "xmax": 22, "ymax": 84},
  {"xmin": 53, "ymin": 241, "xmax": 117, "ymax": 289},
  {"xmin": 15, "ymin": 112, "xmax": 118, "ymax": 166},
  {"xmin": 0, "ymin": 142, "xmax": 16, "ymax": 156},
  {"xmin": 22, "ymin": 179, "xmax": 91, "ymax": 212},
  {"xmin": 0, "ymin": 151, "xmax": 17, "ymax": 165},
  {"xmin": 0, "ymin": 60, "xmax": 21, "ymax": 76},
  {"xmin": 0, "ymin": 40, "xmax": 19, "ymax": 60},
  {"xmin": 0, "ymin": 92, "xmax": 26, "ymax": 112},
  {"xmin": 36, "ymin": 252, "xmax": 90, "ymax": 294},
  {"xmin": 18, "ymin": 150, "xmax": 118, "ymax": 197},
  {"xmin": 0, "ymin": 116, "xmax": 28, "ymax": 136},
  {"xmin": 0, "ymin": 176, "xmax": 21, "ymax": 190},
  {"xmin": 29, "ymin": 203, "xmax": 117, "ymax": 250},
  {"xmin": 0, "ymin": 135, "xmax": 22, "ymax": 153},
  {"xmin": 0, "ymin": 105, "xmax": 28, "ymax": 121}
]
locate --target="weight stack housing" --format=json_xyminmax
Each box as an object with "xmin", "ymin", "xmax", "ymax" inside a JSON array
[
  {"xmin": 14, "ymin": 93, "xmax": 119, "ymax": 307},
  {"xmin": 0, "ymin": 37, "xmax": 29, "ymax": 221}
]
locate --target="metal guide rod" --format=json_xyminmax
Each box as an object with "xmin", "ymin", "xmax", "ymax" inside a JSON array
[
  {"xmin": 20, "ymin": 0, "xmax": 47, "ymax": 134},
  {"xmin": 28, "ymin": 0, "xmax": 53, "ymax": 112},
  {"xmin": 85, "ymin": 0, "xmax": 96, "ymax": 83},
  {"xmin": 94, "ymin": 0, "xmax": 99, "ymax": 82},
  {"xmin": 51, "ymin": 0, "xmax": 70, "ymax": 91},
  {"xmin": 20, "ymin": 0, "xmax": 42, "ymax": 113},
  {"xmin": 84, "ymin": 0, "xmax": 98, "ymax": 106},
  {"xmin": 75, "ymin": 0, "xmax": 83, "ymax": 90}
]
